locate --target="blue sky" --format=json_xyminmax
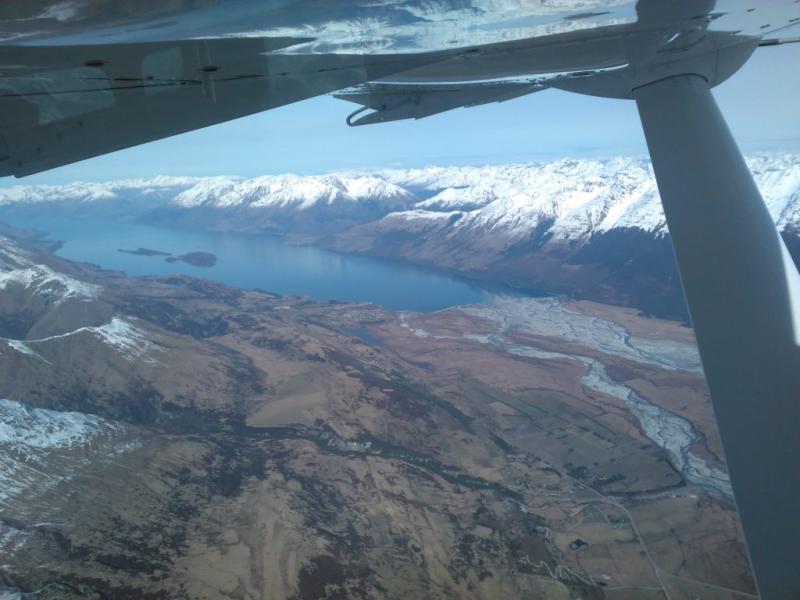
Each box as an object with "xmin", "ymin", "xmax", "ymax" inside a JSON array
[{"xmin": 10, "ymin": 44, "xmax": 800, "ymax": 185}]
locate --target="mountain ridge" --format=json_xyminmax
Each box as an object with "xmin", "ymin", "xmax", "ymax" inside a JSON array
[
  {"xmin": 3, "ymin": 155, "xmax": 798, "ymax": 234},
  {"xmin": 2, "ymin": 154, "xmax": 799, "ymax": 318}
]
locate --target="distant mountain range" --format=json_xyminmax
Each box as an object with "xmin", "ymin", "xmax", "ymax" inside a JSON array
[{"xmin": 2, "ymin": 154, "xmax": 799, "ymax": 319}]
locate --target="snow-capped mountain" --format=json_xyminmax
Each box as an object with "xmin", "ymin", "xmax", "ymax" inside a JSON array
[
  {"xmin": 169, "ymin": 173, "xmax": 413, "ymax": 210},
  {"xmin": 0, "ymin": 176, "xmax": 199, "ymax": 206},
  {"xmin": 0, "ymin": 239, "xmax": 100, "ymax": 304},
  {"xmin": 160, "ymin": 173, "xmax": 418, "ymax": 234},
  {"xmin": 377, "ymin": 155, "xmax": 800, "ymax": 240},
  {"xmin": 2, "ymin": 154, "xmax": 799, "ymax": 317},
  {"xmin": 0, "ymin": 172, "xmax": 418, "ymax": 234},
  {"xmin": 3, "ymin": 156, "xmax": 798, "ymax": 239},
  {"xmin": 0, "ymin": 234, "xmax": 112, "ymax": 341},
  {"xmin": 343, "ymin": 155, "xmax": 799, "ymax": 317}
]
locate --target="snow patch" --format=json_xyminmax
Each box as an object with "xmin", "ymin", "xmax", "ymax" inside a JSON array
[
  {"xmin": 92, "ymin": 317, "xmax": 161, "ymax": 362},
  {"xmin": 4, "ymin": 340, "xmax": 51, "ymax": 364},
  {"xmin": 24, "ymin": 317, "xmax": 162, "ymax": 363},
  {"xmin": 0, "ymin": 397, "xmax": 135, "ymax": 556},
  {"xmin": 0, "ymin": 265, "xmax": 99, "ymax": 303},
  {"xmin": 0, "ymin": 398, "xmax": 114, "ymax": 451}
]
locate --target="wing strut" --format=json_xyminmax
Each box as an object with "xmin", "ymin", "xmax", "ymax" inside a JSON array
[{"xmin": 635, "ymin": 74, "xmax": 800, "ymax": 600}]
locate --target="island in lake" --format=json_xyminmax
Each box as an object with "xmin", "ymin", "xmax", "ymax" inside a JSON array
[
  {"xmin": 165, "ymin": 251, "xmax": 217, "ymax": 267},
  {"xmin": 118, "ymin": 247, "xmax": 217, "ymax": 267},
  {"xmin": 117, "ymin": 247, "xmax": 171, "ymax": 256}
]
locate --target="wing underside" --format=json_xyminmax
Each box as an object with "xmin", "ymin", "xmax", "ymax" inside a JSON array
[
  {"xmin": 0, "ymin": 20, "xmax": 635, "ymax": 177},
  {"xmin": 335, "ymin": 80, "xmax": 548, "ymax": 126},
  {"xmin": 0, "ymin": 38, "xmax": 439, "ymax": 176}
]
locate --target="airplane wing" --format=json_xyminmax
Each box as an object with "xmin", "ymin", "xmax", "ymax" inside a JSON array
[
  {"xmin": 0, "ymin": 37, "xmax": 442, "ymax": 177},
  {"xmin": 0, "ymin": 14, "xmax": 640, "ymax": 178},
  {"xmin": 334, "ymin": 80, "xmax": 549, "ymax": 126}
]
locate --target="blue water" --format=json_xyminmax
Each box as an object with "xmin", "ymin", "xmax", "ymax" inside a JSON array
[{"xmin": 5, "ymin": 216, "xmax": 494, "ymax": 312}]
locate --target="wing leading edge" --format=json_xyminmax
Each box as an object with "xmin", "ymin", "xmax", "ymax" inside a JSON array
[{"xmin": 0, "ymin": 37, "xmax": 444, "ymax": 177}]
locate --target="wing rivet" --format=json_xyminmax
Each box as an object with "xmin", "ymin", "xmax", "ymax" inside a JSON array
[
  {"xmin": 200, "ymin": 65, "xmax": 219, "ymax": 73},
  {"xmin": 84, "ymin": 59, "xmax": 106, "ymax": 67}
]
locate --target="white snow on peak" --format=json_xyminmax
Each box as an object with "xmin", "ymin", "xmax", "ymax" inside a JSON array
[
  {"xmin": 379, "ymin": 155, "xmax": 800, "ymax": 241},
  {"xmin": 23, "ymin": 317, "xmax": 162, "ymax": 363},
  {"xmin": 0, "ymin": 264, "xmax": 100, "ymax": 303},
  {"xmin": 0, "ymin": 398, "xmax": 116, "ymax": 451},
  {"xmin": 91, "ymin": 317, "xmax": 161, "ymax": 362},
  {"xmin": 0, "ymin": 237, "xmax": 100, "ymax": 303},
  {"xmin": 0, "ymin": 398, "xmax": 132, "ymax": 527},
  {"xmin": 392, "ymin": 208, "xmax": 458, "ymax": 222},
  {"xmin": 0, "ymin": 175, "xmax": 200, "ymax": 206},
  {"xmin": 171, "ymin": 173, "xmax": 415, "ymax": 212},
  {"xmin": 381, "ymin": 158, "xmax": 664, "ymax": 240},
  {"xmin": 749, "ymin": 155, "xmax": 800, "ymax": 228},
  {"xmin": 169, "ymin": 176, "xmax": 241, "ymax": 208},
  {"xmin": 0, "ymin": 238, "xmax": 33, "ymax": 270},
  {"xmin": 3, "ymin": 340, "xmax": 51, "ymax": 364},
  {"xmin": 2, "ymin": 154, "xmax": 799, "ymax": 243}
]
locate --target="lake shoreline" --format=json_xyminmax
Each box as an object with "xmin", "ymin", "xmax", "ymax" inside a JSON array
[{"xmin": 0, "ymin": 215, "xmax": 505, "ymax": 312}]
